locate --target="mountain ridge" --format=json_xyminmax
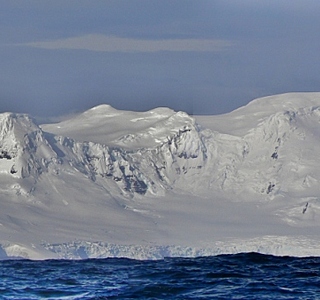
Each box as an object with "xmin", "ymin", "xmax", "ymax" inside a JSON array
[{"xmin": 1, "ymin": 92, "xmax": 320, "ymax": 259}]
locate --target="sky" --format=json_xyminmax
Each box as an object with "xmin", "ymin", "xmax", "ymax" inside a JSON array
[{"xmin": 1, "ymin": 0, "xmax": 320, "ymax": 119}]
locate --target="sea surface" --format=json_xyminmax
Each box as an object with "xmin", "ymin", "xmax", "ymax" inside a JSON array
[{"xmin": 0, "ymin": 253, "xmax": 319, "ymax": 299}]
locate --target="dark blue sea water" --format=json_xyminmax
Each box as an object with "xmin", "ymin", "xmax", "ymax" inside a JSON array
[{"xmin": 0, "ymin": 253, "xmax": 319, "ymax": 299}]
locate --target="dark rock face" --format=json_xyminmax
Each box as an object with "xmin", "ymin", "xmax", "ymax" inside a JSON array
[{"xmin": 0, "ymin": 150, "xmax": 12, "ymax": 160}]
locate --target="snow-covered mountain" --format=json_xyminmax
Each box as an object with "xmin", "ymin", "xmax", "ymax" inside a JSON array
[{"xmin": 1, "ymin": 92, "xmax": 320, "ymax": 259}]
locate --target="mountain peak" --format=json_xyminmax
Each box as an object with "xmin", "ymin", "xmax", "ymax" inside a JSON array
[
  {"xmin": 236, "ymin": 92, "xmax": 320, "ymax": 116},
  {"xmin": 0, "ymin": 112, "xmax": 58, "ymax": 180},
  {"xmin": 85, "ymin": 104, "xmax": 120, "ymax": 115},
  {"xmin": 0, "ymin": 112, "xmax": 41, "ymax": 146}
]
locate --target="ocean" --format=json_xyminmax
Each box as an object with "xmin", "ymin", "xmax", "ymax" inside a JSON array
[{"xmin": 0, "ymin": 253, "xmax": 319, "ymax": 299}]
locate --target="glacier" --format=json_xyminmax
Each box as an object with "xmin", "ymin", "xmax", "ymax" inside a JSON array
[{"xmin": 1, "ymin": 92, "xmax": 320, "ymax": 259}]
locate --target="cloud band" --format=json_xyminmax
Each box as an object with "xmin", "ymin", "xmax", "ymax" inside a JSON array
[{"xmin": 21, "ymin": 34, "xmax": 233, "ymax": 53}]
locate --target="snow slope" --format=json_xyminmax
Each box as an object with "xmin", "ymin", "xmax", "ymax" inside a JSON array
[{"xmin": 1, "ymin": 92, "xmax": 320, "ymax": 259}]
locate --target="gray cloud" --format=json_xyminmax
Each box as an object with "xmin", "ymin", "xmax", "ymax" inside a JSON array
[{"xmin": 20, "ymin": 34, "xmax": 234, "ymax": 53}]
